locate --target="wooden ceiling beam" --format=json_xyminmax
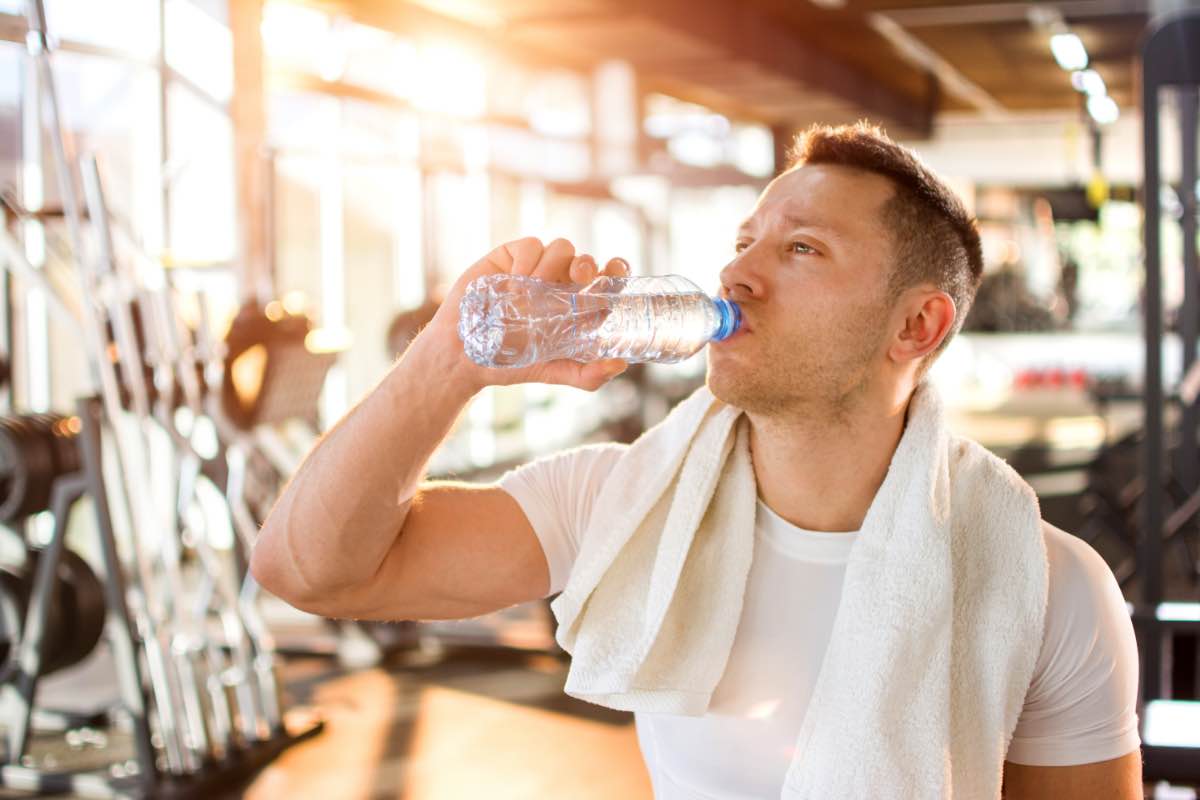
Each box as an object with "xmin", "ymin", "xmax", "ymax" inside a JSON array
[{"xmin": 602, "ymin": 0, "xmax": 935, "ymax": 137}]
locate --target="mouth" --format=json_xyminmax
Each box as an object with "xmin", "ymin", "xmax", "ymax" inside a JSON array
[{"xmin": 715, "ymin": 324, "xmax": 751, "ymax": 344}]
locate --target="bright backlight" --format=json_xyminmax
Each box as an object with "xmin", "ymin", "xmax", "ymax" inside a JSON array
[
  {"xmin": 1050, "ymin": 33, "xmax": 1088, "ymax": 71},
  {"xmin": 1086, "ymin": 94, "xmax": 1120, "ymax": 125},
  {"xmin": 1143, "ymin": 700, "xmax": 1200, "ymax": 748},
  {"xmin": 1070, "ymin": 69, "xmax": 1106, "ymax": 98},
  {"xmin": 412, "ymin": 42, "xmax": 487, "ymax": 118}
]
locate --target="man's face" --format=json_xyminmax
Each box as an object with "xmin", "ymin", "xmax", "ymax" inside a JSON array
[{"xmin": 706, "ymin": 163, "xmax": 899, "ymax": 420}]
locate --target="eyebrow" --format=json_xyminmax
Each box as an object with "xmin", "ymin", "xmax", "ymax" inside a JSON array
[{"xmin": 737, "ymin": 215, "xmax": 839, "ymax": 237}]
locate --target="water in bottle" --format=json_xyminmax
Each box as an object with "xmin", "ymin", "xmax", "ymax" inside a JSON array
[{"xmin": 457, "ymin": 273, "xmax": 741, "ymax": 368}]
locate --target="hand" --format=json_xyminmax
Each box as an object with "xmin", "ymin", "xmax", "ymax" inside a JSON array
[{"xmin": 422, "ymin": 237, "xmax": 632, "ymax": 393}]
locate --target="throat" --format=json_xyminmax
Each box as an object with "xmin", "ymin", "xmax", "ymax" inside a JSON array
[{"xmin": 748, "ymin": 413, "xmax": 903, "ymax": 534}]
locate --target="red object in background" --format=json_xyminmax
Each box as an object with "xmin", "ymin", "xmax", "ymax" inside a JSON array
[
  {"xmin": 1019, "ymin": 369, "xmax": 1044, "ymax": 389},
  {"xmin": 1011, "ymin": 367, "xmax": 1092, "ymax": 392}
]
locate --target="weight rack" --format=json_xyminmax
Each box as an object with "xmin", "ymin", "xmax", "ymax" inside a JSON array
[
  {"xmin": 1137, "ymin": 7, "xmax": 1200, "ymax": 784},
  {"xmin": 0, "ymin": 2, "xmax": 324, "ymax": 796}
]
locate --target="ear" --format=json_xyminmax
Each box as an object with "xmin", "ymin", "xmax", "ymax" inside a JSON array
[{"xmin": 888, "ymin": 289, "xmax": 956, "ymax": 365}]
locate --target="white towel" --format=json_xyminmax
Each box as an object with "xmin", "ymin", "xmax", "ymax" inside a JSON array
[{"xmin": 549, "ymin": 381, "xmax": 1048, "ymax": 799}]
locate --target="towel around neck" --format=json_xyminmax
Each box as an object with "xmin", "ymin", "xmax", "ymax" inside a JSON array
[{"xmin": 549, "ymin": 380, "xmax": 1048, "ymax": 799}]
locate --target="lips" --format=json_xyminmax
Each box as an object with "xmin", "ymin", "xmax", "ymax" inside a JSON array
[{"xmin": 716, "ymin": 324, "xmax": 751, "ymax": 344}]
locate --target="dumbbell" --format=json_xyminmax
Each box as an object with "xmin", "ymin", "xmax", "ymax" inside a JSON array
[
  {"xmin": 0, "ymin": 547, "xmax": 106, "ymax": 678},
  {"xmin": 0, "ymin": 414, "xmax": 83, "ymax": 522}
]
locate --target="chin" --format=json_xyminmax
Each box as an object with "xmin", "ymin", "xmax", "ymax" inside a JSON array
[{"xmin": 705, "ymin": 366, "xmax": 759, "ymax": 410}]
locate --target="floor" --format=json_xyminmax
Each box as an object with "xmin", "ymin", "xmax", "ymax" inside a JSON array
[{"xmin": 244, "ymin": 644, "xmax": 651, "ymax": 800}]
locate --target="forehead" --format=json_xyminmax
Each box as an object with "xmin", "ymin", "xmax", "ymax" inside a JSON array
[{"xmin": 741, "ymin": 163, "xmax": 895, "ymax": 236}]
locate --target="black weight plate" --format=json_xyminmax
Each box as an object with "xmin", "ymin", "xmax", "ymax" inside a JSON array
[{"xmin": 52, "ymin": 549, "xmax": 105, "ymax": 674}]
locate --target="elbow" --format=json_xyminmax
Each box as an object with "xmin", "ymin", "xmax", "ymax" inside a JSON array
[
  {"xmin": 249, "ymin": 522, "xmax": 349, "ymax": 618},
  {"xmin": 250, "ymin": 522, "xmax": 314, "ymax": 608},
  {"xmin": 248, "ymin": 524, "xmax": 292, "ymax": 601}
]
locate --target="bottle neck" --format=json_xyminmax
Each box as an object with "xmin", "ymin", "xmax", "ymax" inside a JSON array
[{"xmin": 711, "ymin": 297, "xmax": 741, "ymax": 341}]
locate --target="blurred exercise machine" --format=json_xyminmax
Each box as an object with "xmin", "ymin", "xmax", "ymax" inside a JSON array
[
  {"xmin": 1077, "ymin": 378, "xmax": 1200, "ymax": 591},
  {"xmin": 0, "ymin": 3, "xmax": 324, "ymax": 796},
  {"xmin": 1132, "ymin": 7, "xmax": 1200, "ymax": 785}
]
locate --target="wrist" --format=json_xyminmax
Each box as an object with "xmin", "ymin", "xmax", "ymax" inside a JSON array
[{"xmin": 398, "ymin": 329, "xmax": 484, "ymax": 401}]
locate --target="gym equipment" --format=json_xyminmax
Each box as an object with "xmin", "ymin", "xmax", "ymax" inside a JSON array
[
  {"xmin": 1136, "ymin": 8, "xmax": 1200, "ymax": 784},
  {"xmin": 0, "ymin": 414, "xmax": 84, "ymax": 522},
  {"xmin": 220, "ymin": 300, "xmax": 337, "ymax": 431},
  {"xmin": 1077, "ymin": 418, "xmax": 1200, "ymax": 588},
  {"xmin": 0, "ymin": 413, "xmax": 101, "ymax": 682},
  {"xmin": 0, "ymin": 3, "xmax": 322, "ymax": 797},
  {"xmin": 0, "ymin": 547, "xmax": 105, "ymax": 680}
]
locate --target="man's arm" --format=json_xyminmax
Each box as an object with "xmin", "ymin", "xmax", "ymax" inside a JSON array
[
  {"xmin": 1002, "ymin": 751, "xmax": 1142, "ymax": 799},
  {"xmin": 249, "ymin": 238, "xmax": 629, "ymax": 620}
]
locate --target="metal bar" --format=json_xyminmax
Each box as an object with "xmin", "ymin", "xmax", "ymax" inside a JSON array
[
  {"xmin": 157, "ymin": 0, "xmax": 170, "ymax": 261},
  {"xmin": 81, "ymin": 155, "xmax": 212, "ymax": 772},
  {"xmin": 0, "ymin": 11, "xmax": 156, "ymax": 69},
  {"xmin": 0, "ymin": 475, "xmax": 76, "ymax": 760},
  {"xmin": 0, "ymin": 225, "xmax": 85, "ymax": 334},
  {"xmin": 1141, "ymin": 47, "xmax": 1165, "ymax": 703},
  {"xmin": 22, "ymin": 0, "xmax": 189, "ymax": 776},
  {"xmin": 76, "ymin": 396, "xmax": 157, "ymax": 796},
  {"xmin": 1181, "ymin": 87, "xmax": 1199, "ymax": 495}
]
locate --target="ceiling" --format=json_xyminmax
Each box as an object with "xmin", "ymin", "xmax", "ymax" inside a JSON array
[{"xmin": 312, "ymin": 0, "xmax": 1151, "ymax": 139}]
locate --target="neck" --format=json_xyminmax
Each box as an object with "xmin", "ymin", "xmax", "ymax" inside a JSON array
[{"xmin": 748, "ymin": 384, "xmax": 913, "ymax": 532}]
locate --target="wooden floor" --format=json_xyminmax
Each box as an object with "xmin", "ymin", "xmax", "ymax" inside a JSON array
[{"xmin": 243, "ymin": 644, "xmax": 654, "ymax": 800}]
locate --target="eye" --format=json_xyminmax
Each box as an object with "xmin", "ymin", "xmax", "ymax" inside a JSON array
[
  {"xmin": 734, "ymin": 241, "xmax": 750, "ymax": 253},
  {"xmin": 790, "ymin": 241, "xmax": 816, "ymax": 255}
]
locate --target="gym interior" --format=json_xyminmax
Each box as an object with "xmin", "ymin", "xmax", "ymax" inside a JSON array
[{"xmin": 0, "ymin": 0, "xmax": 1197, "ymax": 798}]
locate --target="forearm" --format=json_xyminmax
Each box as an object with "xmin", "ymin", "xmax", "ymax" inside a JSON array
[{"xmin": 250, "ymin": 334, "xmax": 479, "ymax": 603}]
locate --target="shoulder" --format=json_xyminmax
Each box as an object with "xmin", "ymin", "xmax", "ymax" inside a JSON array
[
  {"xmin": 1037, "ymin": 520, "xmax": 1138, "ymax": 689},
  {"xmin": 1041, "ymin": 520, "xmax": 1129, "ymax": 629},
  {"xmin": 1006, "ymin": 520, "xmax": 1141, "ymax": 766}
]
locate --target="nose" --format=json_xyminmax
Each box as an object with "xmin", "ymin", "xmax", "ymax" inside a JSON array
[{"xmin": 719, "ymin": 249, "xmax": 765, "ymax": 303}]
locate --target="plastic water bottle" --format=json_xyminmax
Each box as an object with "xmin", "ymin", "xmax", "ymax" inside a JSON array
[{"xmin": 457, "ymin": 273, "xmax": 741, "ymax": 368}]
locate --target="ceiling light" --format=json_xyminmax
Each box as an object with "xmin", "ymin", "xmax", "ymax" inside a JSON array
[
  {"xmin": 1087, "ymin": 94, "xmax": 1120, "ymax": 125},
  {"xmin": 1050, "ymin": 33, "xmax": 1088, "ymax": 71},
  {"xmin": 1071, "ymin": 69, "xmax": 1106, "ymax": 97}
]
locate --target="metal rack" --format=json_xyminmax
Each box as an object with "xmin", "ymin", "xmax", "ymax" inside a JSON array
[
  {"xmin": 1138, "ymin": 6, "xmax": 1200, "ymax": 784},
  {"xmin": 0, "ymin": 3, "xmax": 324, "ymax": 796}
]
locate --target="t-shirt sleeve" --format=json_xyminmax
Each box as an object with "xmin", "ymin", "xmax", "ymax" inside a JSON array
[
  {"xmin": 1005, "ymin": 521, "xmax": 1142, "ymax": 766},
  {"xmin": 494, "ymin": 442, "xmax": 628, "ymax": 598}
]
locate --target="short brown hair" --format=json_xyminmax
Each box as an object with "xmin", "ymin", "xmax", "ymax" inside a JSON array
[{"xmin": 786, "ymin": 121, "xmax": 983, "ymax": 366}]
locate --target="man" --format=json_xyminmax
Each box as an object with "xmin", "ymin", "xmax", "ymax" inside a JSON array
[{"xmin": 251, "ymin": 123, "xmax": 1142, "ymax": 798}]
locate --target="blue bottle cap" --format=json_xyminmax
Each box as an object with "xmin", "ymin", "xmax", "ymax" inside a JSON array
[{"xmin": 711, "ymin": 298, "xmax": 741, "ymax": 341}]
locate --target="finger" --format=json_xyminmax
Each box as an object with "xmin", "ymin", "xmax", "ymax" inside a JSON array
[
  {"xmin": 533, "ymin": 357, "xmax": 627, "ymax": 391},
  {"xmin": 602, "ymin": 257, "xmax": 631, "ymax": 277},
  {"xmin": 570, "ymin": 254, "xmax": 597, "ymax": 285},
  {"xmin": 533, "ymin": 238, "xmax": 576, "ymax": 282},
  {"xmin": 579, "ymin": 358, "xmax": 629, "ymax": 388},
  {"xmin": 488, "ymin": 237, "xmax": 545, "ymax": 276}
]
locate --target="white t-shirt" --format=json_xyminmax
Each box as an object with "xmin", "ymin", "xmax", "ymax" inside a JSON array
[{"xmin": 497, "ymin": 442, "xmax": 1142, "ymax": 799}]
